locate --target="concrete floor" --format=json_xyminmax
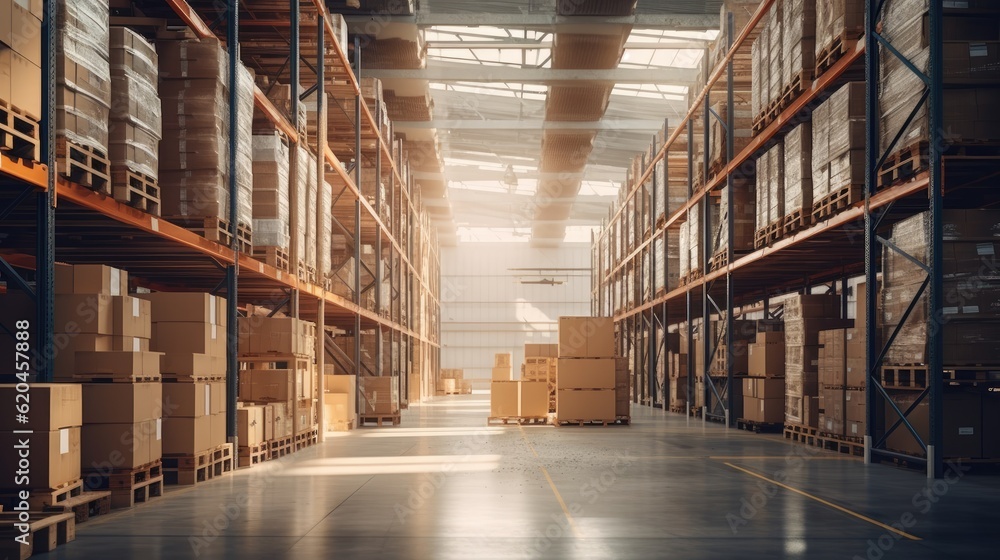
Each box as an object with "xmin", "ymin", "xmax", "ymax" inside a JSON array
[{"xmin": 41, "ymin": 393, "xmax": 1000, "ymax": 559}]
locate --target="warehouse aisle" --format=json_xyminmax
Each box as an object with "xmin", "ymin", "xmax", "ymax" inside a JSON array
[{"xmin": 42, "ymin": 395, "xmax": 1000, "ymax": 559}]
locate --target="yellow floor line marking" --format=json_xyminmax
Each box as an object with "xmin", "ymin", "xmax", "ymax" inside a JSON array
[
  {"xmin": 708, "ymin": 456, "xmax": 856, "ymax": 461},
  {"xmin": 518, "ymin": 425, "xmax": 582, "ymax": 538},
  {"xmin": 724, "ymin": 462, "xmax": 922, "ymax": 541}
]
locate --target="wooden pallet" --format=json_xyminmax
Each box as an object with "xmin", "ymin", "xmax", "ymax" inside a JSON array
[
  {"xmin": 238, "ymin": 442, "xmax": 269, "ymax": 468},
  {"xmin": 72, "ymin": 373, "xmax": 162, "ymax": 383},
  {"xmin": 268, "ymin": 435, "xmax": 294, "ymax": 459},
  {"xmin": 615, "ymin": 415, "xmax": 631, "ymax": 425},
  {"xmin": 668, "ymin": 405, "xmax": 688, "ymax": 414},
  {"xmin": 781, "ymin": 209, "xmax": 810, "ymax": 236},
  {"xmin": 753, "ymin": 226, "xmax": 769, "ymax": 249},
  {"xmin": 783, "ymin": 423, "xmax": 819, "ymax": 445},
  {"xmin": 83, "ymin": 460, "xmax": 165, "ymax": 509},
  {"xmin": 0, "ymin": 479, "xmax": 83, "ymax": 514},
  {"xmin": 554, "ymin": 418, "xmax": 617, "ymax": 426},
  {"xmin": 878, "ymin": 141, "xmax": 928, "ymax": 189},
  {"xmin": 163, "ymin": 444, "xmax": 234, "ymax": 486},
  {"xmin": 0, "ymin": 99, "xmax": 41, "ymax": 162},
  {"xmin": 815, "ymin": 433, "xmax": 866, "ymax": 457},
  {"xmin": 737, "ymin": 418, "xmax": 784, "ymax": 434},
  {"xmin": 294, "ymin": 426, "xmax": 319, "ymax": 450},
  {"xmin": 709, "ymin": 250, "xmax": 729, "ymax": 272},
  {"xmin": 816, "ymin": 33, "xmax": 862, "ymax": 75},
  {"xmin": 359, "ymin": 413, "xmax": 401, "ymax": 426},
  {"xmin": 252, "ymin": 245, "xmax": 290, "ymax": 272},
  {"xmin": 43, "ymin": 491, "xmax": 112, "ymax": 524},
  {"xmin": 881, "ymin": 365, "xmax": 928, "ymax": 389},
  {"xmin": 111, "ymin": 168, "xmax": 160, "ymax": 215},
  {"xmin": 166, "ymin": 216, "xmax": 253, "ymax": 253},
  {"xmin": 679, "ymin": 268, "xmax": 703, "ymax": 287},
  {"xmin": 812, "ymin": 183, "xmax": 863, "ymax": 223},
  {"xmin": 162, "ymin": 372, "xmax": 226, "ymax": 383},
  {"xmin": 486, "ymin": 416, "xmax": 548, "ymax": 425},
  {"xmin": 0, "ymin": 511, "xmax": 75, "ymax": 560},
  {"xmin": 298, "ymin": 260, "xmax": 317, "ymax": 284},
  {"xmin": 56, "ymin": 138, "xmax": 111, "ymax": 193}
]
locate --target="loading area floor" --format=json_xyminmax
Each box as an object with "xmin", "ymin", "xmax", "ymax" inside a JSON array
[{"xmin": 41, "ymin": 394, "xmax": 1000, "ymax": 559}]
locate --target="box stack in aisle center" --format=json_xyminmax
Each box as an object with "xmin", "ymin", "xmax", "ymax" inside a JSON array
[
  {"xmin": 142, "ymin": 291, "xmax": 229, "ymax": 485},
  {"xmin": 323, "ymin": 366, "xmax": 357, "ymax": 433},
  {"xmin": 556, "ymin": 317, "xmax": 618, "ymax": 424},
  {"xmin": 490, "ymin": 353, "xmax": 517, "ymax": 418}
]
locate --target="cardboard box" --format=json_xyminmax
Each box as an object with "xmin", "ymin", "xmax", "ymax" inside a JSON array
[
  {"xmin": 113, "ymin": 296, "xmax": 151, "ymax": 339},
  {"xmin": 490, "ymin": 381, "xmax": 519, "ymax": 417},
  {"xmin": 556, "ymin": 389, "xmax": 616, "ymax": 421},
  {"xmin": 323, "ymin": 393, "xmax": 356, "ymax": 431},
  {"xmin": 742, "ymin": 377, "xmax": 785, "ymax": 399},
  {"xmin": 0, "ymin": 0, "xmax": 11, "ymax": 48},
  {"xmin": 210, "ymin": 381, "xmax": 226, "ymax": 414},
  {"xmin": 491, "ymin": 366, "xmax": 512, "ymax": 381},
  {"xmin": 238, "ymin": 406, "xmax": 265, "ymax": 446},
  {"xmin": 270, "ymin": 402, "xmax": 291, "ymax": 439},
  {"xmin": 210, "ymin": 412, "xmax": 226, "ymax": 447},
  {"xmin": 442, "ymin": 378, "xmax": 458, "ymax": 393},
  {"xmin": 325, "ymin": 374, "xmax": 356, "ymax": 395},
  {"xmin": 10, "ymin": 1, "xmax": 41, "ymax": 66},
  {"xmin": 0, "ymin": 384, "xmax": 81, "ymax": 431},
  {"xmin": 139, "ymin": 292, "xmax": 225, "ymax": 326},
  {"xmin": 262, "ymin": 404, "xmax": 275, "ymax": 441},
  {"xmin": 297, "ymin": 367, "xmax": 313, "ymax": 400},
  {"xmin": 296, "ymin": 400, "xmax": 314, "ymax": 432},
  {"xmin": 60, "ymin": 264, "xmax": 128, "ymax": 296},
  {"xmin": 73, "ymin": 350, "xmax": 161, "ymax": 377},
  {"xmin": 748, "ymin": 340, "xmax": 785, "ymax": 377},
  {"xmin": 152, "ymin": 322, "xmax": 226, "ymax": 357},
  {"xmin": 558, "ymin": 317, "xmax": 615, "ymax": 358},
  {"xmin": 10, "ymin": 52, "xmax": 41, "ymax": 120},
  {"xmin": 162, "ymin": 382, "xmax": 213, "ymax": 418},
  {"xmin": 408, "ymin": 372, "xmax": 421, "ymax": 403},
  {"xmin": 557, "ymin": 358, "xmax": 615, "ymax": 389},
  {"xmin": 494, "ymin": 353, "xmax": 512, "ymax": 367},
  {"xmin": 519, "ymin": 381, "xmax": 549, "ymax": 417},
  {"xmin": 238, "ymin": 316, "xmax": 315, "ymax": 356},
  {"xmin": 83, "ymin": 382, "xmax": 161, "ymax": 424},
  {"xmin": 162, "ymin": 414, "xmax": 203, "ymax": 456},
  {"xmin": 55, "ymin": 294, "xmax": 113, "ymax": 335},
  {"xmin": 0, "ymin": 50, "xmax": 10, "ymax": 111},
  {"xmin": 160, "ymin": 352, "xmax": 226, "ymax": 377},
  {"xmin": 56, "ymin": 334, "xmax": 148, "ymax": 354},
  {"xmin": 0, "ymin": 428, "xmax": 81, "ymax": 489},
  {"xmin": 744, "ymin": 396, "xmax": 784, "ymax": 423},
  {"xmin": 239, "ymin": 369, "xmax": 292, "ymax": 402},
  {"xmin": 360, "ymin": 376, "xmax": 399, "ymax": 415},
  {"xmin": 525, "ymin": 343, "xmax": 558, "ymax": 357},
  {"xmin": 81, "ymin": 420, "xmax": 157, "ymax": 470}
]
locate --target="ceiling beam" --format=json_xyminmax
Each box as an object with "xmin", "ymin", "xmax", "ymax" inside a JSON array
[
  {"xmin": 345, "ymin": 13, "xmax": 719, "ymax": 30},
  {"xmin": 426, "ymin": 40, "xmax": 710, "ymax": 50},
  {"xmin": 362, "ymin": 66, "xmax": 700, "ymax": 84},
  {"xmin": 396, "ymin": 119, "xmax": 666, "ymax": 131}
]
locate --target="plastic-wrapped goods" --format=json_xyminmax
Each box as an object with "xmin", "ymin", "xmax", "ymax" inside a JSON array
[
  {"xmin": 109, "ymin": 27, "xmax": 161, "ymax": 182},
  {"xmin": 641, "ymin": 249, "xmax": 651, "ymax": 300},
  {"xmin": 292, "ymin": 145, "xmax": 309, "ymax": 269},
  {"xmin": 251, "ymin": 134, "xmax": 290, "ymax": 223},
  {"xmin": 688, "ymin": 205, "xmax": 701, "ymax": 273},
  {"xmin": 815, "ymin": 1, "xmax": 864, "ymax": 61},
  {"xmin": 235, "ymin": 65, "xmax": 254, "ymax": 230},
  {"xmin": 719, "ymin": 179, "xmax": 757, "ymax": 252},
  {"xmin": 766, "ymin": 142, "xmax": 785, "ymax": 224},
  {"xmin": 653, "ymin": 236, "xmax": 665, "ymax": 294},
  {"xmin": 751, "ymin": 33, "xmax": 763, "ymax": 120},
  {"xmin": 781, "ymin": 0, "xmax": 816, "ymax": 88},
  {"xmin": 709, "ymin": 99, "xmax": 754, "ymax": 171},
  {"xmin": 305, "ymin": 150, "xmax": 319, "ymax": 274},
  {"xmin": 666, "ymin": 229, "xmax": 681, "ymax": 291},
  {"xmin": 321, "ymin": 180, "xmax": 333, "ymax": 280},
  {"xmin": 679, "ymin": 221, "xmax": 690, "ymax": 278},
  {"xmin": 766, "ymin": 3, "xmax": 783, "ymax": 109},
  {"xmin": 783, "ymin": 122, "xmax": 812, "ymax": 215},
  {"xmin": 755, "ymin": 151, "xmax": 769, "ymax": 231},
  {"xmin": 56, "ymin": 0, "xmax": 111, "ymax": 151}
]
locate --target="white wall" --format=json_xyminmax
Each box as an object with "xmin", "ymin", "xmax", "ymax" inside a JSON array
[{"xmin": 441, "ymin": 243, "xmax": 591, "ymax": 382}]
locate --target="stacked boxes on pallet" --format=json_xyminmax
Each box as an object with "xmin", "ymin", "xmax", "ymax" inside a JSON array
[
  {"xmin": 817, "ymin": 326, "xmax": 867, "ymax": 439},
  {"xmin": 784, "ymin": 294, "xmax": 853, "ymax": 429},
  {"xmin": 754, "ymin": 142, "xmax": 784, "ymax": 247},
  {"xmin": 751, "ymin": 1, "xmax": 816, "ymax": 129},
  {"xmin": 782, "ymin": 122, "xmax": 812, "ymax": 232},
  {"xmin": 109, "ymin": 27, "xmax": 161, "ymax": 214},
  {"xmin": 238, "ymin": 316, "xmax": 318, "ymax": 442},
  {"xmin": 742, "ymin": 331, "xmax": 786, "ymax": 424},
  {"xmin": 1, "ymin": 0, "xmax": 43, "ymax": 139},
  {"xmin": 811, "ymin": 82, "xmax": 865, "ymax": 219},
  {"xmin": 556, "ymin": 317, "xmax": 617, "ymax": 423},
  {"xmin": 490, "ymin": 353, "xmax": 516, "ymax": 417},
  {"xmin": 251, "ymin": 133, "xmax": 291, "ymax": 269},
  {"xmin": 524, "ymin": 344, "xmax": 558, "ymax": 412},
  {"xmin": 669, "ymin": 328, "xmax": 689, "ymax": 412},
  {"xmin": 157, "ymin": 30, "xmax": 254, "ymax": 249},
  {"xmin": 359, "ymin": 376, "xmax": 400, "ymax": 423},
  {"xmin": 716, "ymin": 179, "xmax": 757, "ymax": 260},
  {"xmin": 879, "ymin": 0, "xmax": 1000, "ymax": 164},
  {"xmin": 440, "ymin": 369, "xmax": 471, "ymax": 395},
  {"xmin": 323, "ymin": 369, "xmax": 357, "ymax": 432},
  {"xmin": 815, "ymin": 1, "xmax": 864, "ymax": 70},
  {"xmin": 56, "ymin": 0, "xmax": 111, "ymax": 186},
  {"xmin": 142, "ymin": 292, "xmax": 229, "ymax": 484},
  {"xmin": 0, "ymin": 385, "xmax": 82, "ymax": 508}
]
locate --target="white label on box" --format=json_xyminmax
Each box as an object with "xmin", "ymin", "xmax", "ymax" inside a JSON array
[
  {"xmin": 150, "ymin": 217, "xmax": 159, "ymax": 232},
  {"xmin": 132, "ymin": 298, "xmax": 140, "ymax": 317},
  {"xmin": 210, "ymin": 298, "xmax": 217, "ymax": 325},
  {"xmin": 851, "ymin": 424, "xmax": 858, "ymax": 435},
  {"xmin": 846, "ymin": 393, "xmax": 853, "ymax": 402},
  {"xmin": 962, "ymin": 306, "xmax": 980, "ymax": 314},
  {"xmin": 110, "ymin": 269, "xmax": 121, "ymax": 296},
  {"xmin": 943, "ymin": 1, "xmax": 968, "ymax": 8},
  {"xmin": 60, "ymin": 428, "xmax": 69, "ymax": 454},
  {"xmin": 943, "ymin": 307, "xmax": 959, "ymax": 315},
  {"xmin": 970, "ymin": 43, "xmax": 988, "ymax": 57},
  {"xmin": 211, "ymin": 325, "xmax": 217, "ymax": 340},
  {"xmin": 205, "ymin": 384, "xmax": 212, "ymax": 416},
  {"xmin": 156, "ymin": 418, "xmax": 162, "ymax": 440},
  {"xmin": 977, "ymin": 243, "xmax": 995, "ymax": 256},
  {"xmin": 133, "ymin": 338, "xmax": 140, "ymax": 352},
  {"xmin": 959, "ymin": 427, "xmax": 975, "ymax": 436}
]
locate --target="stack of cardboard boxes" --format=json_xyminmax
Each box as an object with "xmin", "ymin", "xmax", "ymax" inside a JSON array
[
  {"xmin": 56, "ymin": 0, "xmax": 110, "ymax": 161},
  {"xmin": 784, "ymin": 294, "xmax": 853, "ymax": 428},
  {"xmin": 359, "ymin": 376, "xmax": 400, "ymax": 422},
  {"xmin": 323, "ymin": 369, "xmax": 357, "ymax": 432},
  {"xmin": 742, "ymin": 331, "xmax": 786, "ymax": 424},
  {"xmin": 251, "ymin": 133, "xmax": 291, "ymax": 268},
  {"xmin": 818, "ymin": 327, "xmax": 867, "ymax": 439},
  {"xmin": 142, "ymin": 292, "xmax": 228, "ymax": 484},
  {"xmin": 109, "ymin": 26, "xmax": 161, "ymax": 212},
  {"xmin": 669, "ymin": 328, "xmax": 689, "ymax": 411},
  {"xmin": 523, "ymin": 344, "xmax": 558, "ymax": 412},
  {"xmin": 0, "ymin": 385, "xmax": 82, "ymax": 507},
  {"xmin": 439, "ymin": 368, "xmax": 471, "ymax": 395},
  {"xmin": 238, "ymin": 316, "xmax": 318, "ymax": 444},
  {"xmin": 1, "ymin": 0, "xmax": 43, "ymax": 160},
  {"xmin": 556, "ymin": 317, "xmax": 617, "ymax": 423},
  {"xmin": 490, "ymin": 353, "xmax": 518, "ymax": 418}
]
